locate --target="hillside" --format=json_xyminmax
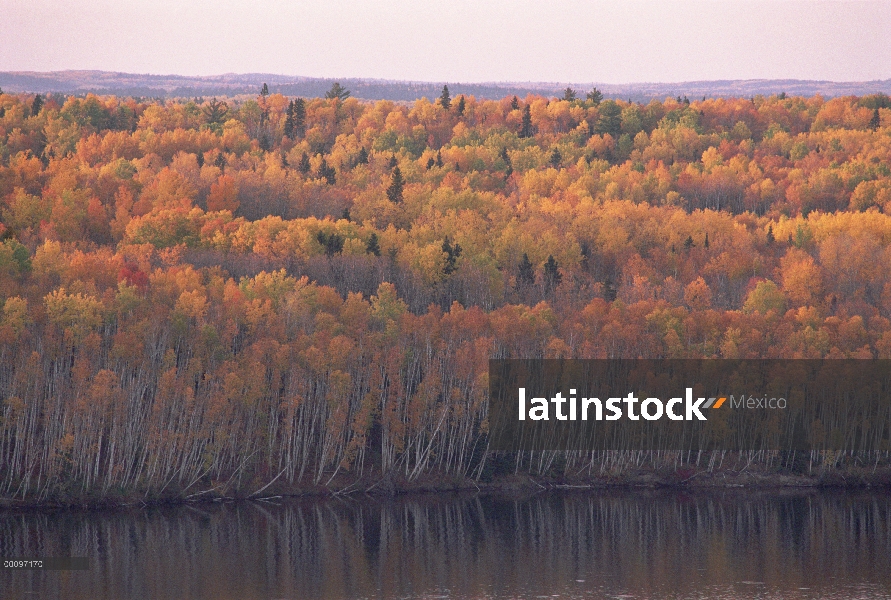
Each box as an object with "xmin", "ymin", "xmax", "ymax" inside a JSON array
[
  {"xmin": 1, "ymin": 88, "xmax": 891, "ymax": 504},
  {"xmin": 2, "ymin": 70, "xmax": 891, "ymax": 101}
]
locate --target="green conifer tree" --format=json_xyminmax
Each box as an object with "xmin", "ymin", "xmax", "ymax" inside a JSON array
[
  {"xmin": 298, "ymin": 152, "xmax": 311, "ymax": 174},
  {"xmin": 293, "ymin": 98, "xmax": 306, "ymax": 136},
  {"xmin": 317, "ymin": 158, "xmax": 336, "ymax": 184},
  {"xmin": 517, "ymin": 253, "xmax": 535, "ymax": 288},
  {"xmin": 442, "ymin": 237, "xmax": 462, "ymax": 275},
  {"xmin": 586, "ymin": 88, "xmax": 603, "ymax": 105},
  {"xmin": 30, "ymin": 94, "xmax": 43, "ymax": 116},
  {"xmin": 387, "ymin": 167, "xmax": 404, "ymax": 203},
  {"xmin": 543, "ymin": 255, "xmax": 561, "ymax": 290},
  {"xmin": 366, "ymin": 232, "xmax": 381, "ymax": 256},
  {"xmin": 315, "ymin": 231, "xmax": 343, "ymax": 256},
  {"xmin": 203, "ymin": 98, "xmax": 229, "ymax": 125},
  {"xmin": 325, "ymin": 82, "xmax": 350, "ymax": 101},
  {"xmin": 520, "ymin": 105, "xmax": 533, "ymax": 138},
  {"xmin": 439, "ymin": 85, "xmax": 451, "ymax": 109},
  {"xmin": 214, "ymin": 151, "xmax": 227, "ymax": 173},
  {"xmin": 284, "ymin": 100, "xmax": 296, "ymax": 138}
]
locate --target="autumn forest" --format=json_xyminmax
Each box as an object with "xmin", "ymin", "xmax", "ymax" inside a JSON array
[{"xmin": 1, "ymin": 84, "xmax": 890, "ymax": 503}]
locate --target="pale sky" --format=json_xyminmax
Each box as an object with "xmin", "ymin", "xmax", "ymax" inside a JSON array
[{"xmin": 2, "ymin": 0, "xmax": 889, "ymax": 84}]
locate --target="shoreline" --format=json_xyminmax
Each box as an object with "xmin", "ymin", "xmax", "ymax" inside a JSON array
[{"xmin": 4, "ymin": 467, "xmax": 889, "ymax": 511}]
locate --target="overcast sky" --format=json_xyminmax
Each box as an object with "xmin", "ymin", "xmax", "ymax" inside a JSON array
[{"xmin": 2, "ymin": 0, "xmax": 889, "ymax": 84}]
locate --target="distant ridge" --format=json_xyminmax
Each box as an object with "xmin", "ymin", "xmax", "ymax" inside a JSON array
[{"xmin": 2, "ymin": 70, "xmax": 890, "ymax": 101}]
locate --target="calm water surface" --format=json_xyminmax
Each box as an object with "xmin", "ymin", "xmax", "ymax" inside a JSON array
[{"xmin": 2, "ymin": 489, "xmax": 890, "ymax": 600}]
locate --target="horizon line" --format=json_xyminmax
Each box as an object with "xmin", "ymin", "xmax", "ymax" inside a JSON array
[{"xmin": 4, "ymin": 69, "xmax": 891, "ymax": 88}]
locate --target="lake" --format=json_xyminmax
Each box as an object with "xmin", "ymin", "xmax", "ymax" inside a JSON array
[{"xmin": 2, "ymin": 489, "xmax": 890, "ymax": 599}]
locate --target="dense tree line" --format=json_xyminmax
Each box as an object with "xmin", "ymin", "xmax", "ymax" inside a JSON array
[{"xmin": 0, "ymin": 87, "xmax": 890, "ymax": 501}]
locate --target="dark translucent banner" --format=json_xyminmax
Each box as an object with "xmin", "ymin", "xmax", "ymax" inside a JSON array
[{"xmin": 488, "ymin": 360, "xmax": 891, "ymax": 452}]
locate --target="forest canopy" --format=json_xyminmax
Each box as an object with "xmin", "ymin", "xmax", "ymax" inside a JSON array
[{"xmin": 1, "ymin": 87, "xmax": 890, "ymax": 501}]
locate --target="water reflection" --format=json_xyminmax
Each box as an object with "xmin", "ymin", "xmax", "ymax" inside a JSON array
[{"xmin": 2, "ymin": 489, "xmax": 890, "ymax": 599}]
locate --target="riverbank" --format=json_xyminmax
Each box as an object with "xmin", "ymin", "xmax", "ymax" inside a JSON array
[{"xmin": 3, "ymin": 464, "xmax": 890, "ymax": 510}]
